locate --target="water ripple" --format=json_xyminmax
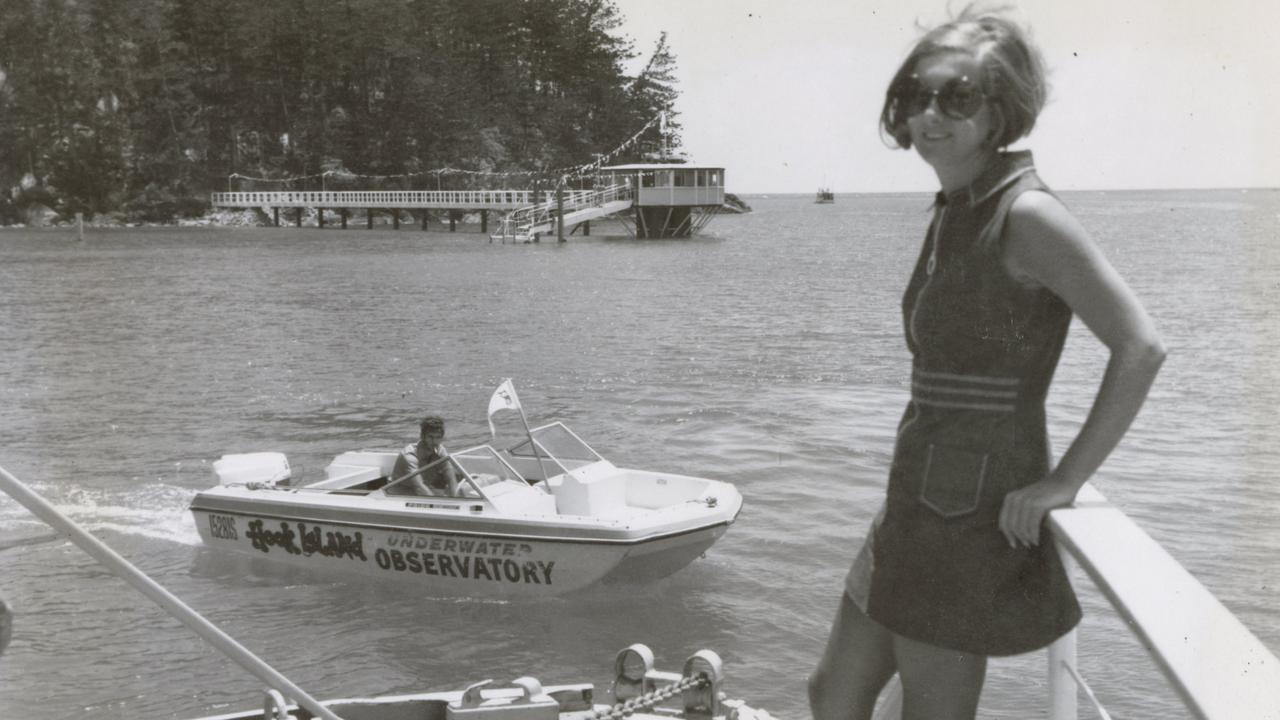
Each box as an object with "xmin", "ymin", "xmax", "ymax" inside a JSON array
[{"xmin": 2, "ymin": 191, "xmax": 1278, "ymax": 719}]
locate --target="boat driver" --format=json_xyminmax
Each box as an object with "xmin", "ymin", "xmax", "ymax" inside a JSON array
[{"xmin": 388, "ymin": 415, "xmax": 458, "ymax": 496}]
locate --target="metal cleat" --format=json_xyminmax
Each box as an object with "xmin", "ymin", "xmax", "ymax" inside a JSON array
[{"xmin": 446, "ymin": 676, "xmax": 559, "ymax": 720}]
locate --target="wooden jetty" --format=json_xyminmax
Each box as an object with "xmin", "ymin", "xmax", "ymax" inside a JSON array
[
  {"xmin": 209, "ymin": 189, "xmax": 571, "ymax": 232},
  {"xmin": 210, "ymin": 163, "xmax": 726, "ymax": 240}
]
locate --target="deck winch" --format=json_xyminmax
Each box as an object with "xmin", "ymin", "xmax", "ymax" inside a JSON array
[
  {"xmin": 609, "ymin": 643, "xmax": 723, "ymax": 718},
  {"xmin": 427, "ymin": 644, "xmax": 726, "ymax": 720}
]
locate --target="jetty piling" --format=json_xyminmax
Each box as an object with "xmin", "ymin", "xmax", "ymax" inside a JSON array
[{"xmin": 556, "ymin": 185, "xmax": 566, "ymax": 242}]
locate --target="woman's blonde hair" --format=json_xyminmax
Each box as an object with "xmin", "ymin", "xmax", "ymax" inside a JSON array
[{"xmin": 880, "ymin": 4, "xmax": 1047, "ymax": 150}]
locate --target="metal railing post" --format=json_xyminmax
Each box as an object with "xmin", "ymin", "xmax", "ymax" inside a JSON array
[{"xmin": 1049, "ymin": 545, "xmax": 1080, "ymax": 720}]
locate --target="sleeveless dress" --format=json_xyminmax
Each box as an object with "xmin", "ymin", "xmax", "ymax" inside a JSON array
[{"xmin": 846, "ymin": 151, "xmax": 1082, "ymax": 657}]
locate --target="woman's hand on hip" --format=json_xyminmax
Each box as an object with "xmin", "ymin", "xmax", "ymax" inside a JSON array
[{"xmin": 999, "ymin": 479, "xmax": 1080, "ymax": 548}]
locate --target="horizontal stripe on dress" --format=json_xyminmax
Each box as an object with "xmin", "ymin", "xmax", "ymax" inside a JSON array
[{"xmin": 911, "ymin": 369, "xmax": 1021, "ymax": 412}]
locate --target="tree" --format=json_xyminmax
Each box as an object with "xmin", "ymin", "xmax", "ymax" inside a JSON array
[
  {"xmin": 0, "ymin": 0, "xmax": 684, "ymax": 220},
  {"xmin": 627, "ymin": 31, "xmax": 682, "ymax": 161}
]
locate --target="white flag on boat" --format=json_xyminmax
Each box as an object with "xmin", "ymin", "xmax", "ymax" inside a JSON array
[{"xmin": 487, "ymin": 379, "xmax": 521, "ymax": 436}]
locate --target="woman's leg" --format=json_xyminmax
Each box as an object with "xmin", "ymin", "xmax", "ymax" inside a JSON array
[
  {"xmin": 809, "ymin": 593, "xmax": 898, "ymax": 720},
  {"xmin": 893, "ymin": 633, "xmax": 987, "ymax": 720}
]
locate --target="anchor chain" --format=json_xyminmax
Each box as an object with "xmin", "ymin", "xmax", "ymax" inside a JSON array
[{"xmin": 587, "ymin": 674, "xmax": 710, "ymax": 720}]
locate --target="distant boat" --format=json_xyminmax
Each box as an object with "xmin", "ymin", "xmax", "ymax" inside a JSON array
[{"xmin": 815, "ymin": 188, "xmax": 835, "ymax": 204}]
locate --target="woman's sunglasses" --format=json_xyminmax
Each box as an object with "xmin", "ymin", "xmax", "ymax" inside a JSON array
[{"xmin": 897, "ymin": 74, "xmax": 987, "ymax": 120}]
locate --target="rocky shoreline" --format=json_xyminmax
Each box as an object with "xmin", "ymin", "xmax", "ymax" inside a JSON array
[
  {"xmin": 719, "ymin": 193, "xmax": 752, "ymax": 214},
  {"xmin": 3, "ymin": 207, "xmax": 266, "ymax": 230}
]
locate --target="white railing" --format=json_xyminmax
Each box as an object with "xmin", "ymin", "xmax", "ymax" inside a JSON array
[
  {"xmin": 872, "ymin": 483, "xmax": 1280, "ymax": 720},
  {"xmin": 210, "ymin": 189, "xmax": 552, "ymax": 209},
  {"xmin": 491, "ymin": 183, "xmax": 633, "ymax": 241},
  {"xmin": 1047, "ymin": 484, "xmax": 1280, "ymax": 718}
]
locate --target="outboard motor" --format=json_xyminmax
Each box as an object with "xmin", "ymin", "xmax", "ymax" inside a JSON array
[{"xmin": 212, "ymin": 452, "xmax": 291, "ymax": 486}]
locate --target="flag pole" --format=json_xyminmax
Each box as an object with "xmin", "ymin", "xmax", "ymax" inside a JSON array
[
  {"xmin": 514, "ymin": 398, "xmax": 554, "ymax": 484},
  {"xmin": 493, "ymin": 379, "xmax": 553, "ymax": 485},
  {"xmin": 0, "ymin": 465, "xmax": 346, "ymax": 720}
]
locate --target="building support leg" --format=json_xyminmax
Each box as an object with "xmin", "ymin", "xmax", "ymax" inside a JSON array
[
  {"xmin": 393, "ymin": 209, "xmax": 400, "ymax": 230},
  {"xmin": 556, "ymin": 186, "xmax": 565, "ymax": 242}
]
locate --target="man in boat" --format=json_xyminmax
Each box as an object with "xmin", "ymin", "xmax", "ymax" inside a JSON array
[{"xmin": 388, "ymin": 415, "xmax": 458, "ymax": 496}]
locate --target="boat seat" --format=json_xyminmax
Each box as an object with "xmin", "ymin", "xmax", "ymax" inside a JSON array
[
  {"xmin": 553, "ymin": 464, "xmax": 627, "ymax": 517},
  {"xmin": 319, "ymin": 451, "xmax": 398, "ymax": 490}
]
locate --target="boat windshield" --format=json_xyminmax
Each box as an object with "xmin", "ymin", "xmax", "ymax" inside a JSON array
[
  {"xmin": 508, "ymin": 423, "xmax": 602, "ymax": 472},
  {"xmin": 379, "ymin": 451, "xmax": 523, "ymax": 501},
  {"xmin": 451, "ymin": 447, "xmax": 524, "ymax": 486}
]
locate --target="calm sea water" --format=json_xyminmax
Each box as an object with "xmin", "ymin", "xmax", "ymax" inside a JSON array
[{"xmin": 1, "ymin": 189, "xmax": 1278, "ymax": 719}]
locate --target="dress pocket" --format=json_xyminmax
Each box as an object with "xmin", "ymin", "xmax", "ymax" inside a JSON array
[{"xmin": 918, "ymin": 443, "xmax": 988, "ymax": 518}]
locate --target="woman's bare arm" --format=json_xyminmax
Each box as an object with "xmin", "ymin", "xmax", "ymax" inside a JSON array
[{"xmin": 998, "ymin": 190, "xmax": 1167, "ymax": 547}]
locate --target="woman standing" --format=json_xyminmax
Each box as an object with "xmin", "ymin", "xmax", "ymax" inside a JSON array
[{"xmin": 809, "ymin": 6, "xmax": 1165, "ymax": 719}]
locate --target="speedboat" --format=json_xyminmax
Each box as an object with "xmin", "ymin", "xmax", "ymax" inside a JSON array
[{"xmin": 189, "ymin": 421, "xmax": 743, "ymax": 596}]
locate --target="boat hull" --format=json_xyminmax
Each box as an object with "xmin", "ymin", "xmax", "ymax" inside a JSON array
[
  {"xmin": 191, "ymin": 504, "xmax": 734, "ymax": 597},
  {"xmin": 600, "ymin": 522, "xmax": 730, "ymax": 584}
]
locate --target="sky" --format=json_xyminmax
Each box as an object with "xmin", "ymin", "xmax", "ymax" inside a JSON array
[{"xmin": 610, "ymin": 0, "xmax": 1280, "ymax": 193}]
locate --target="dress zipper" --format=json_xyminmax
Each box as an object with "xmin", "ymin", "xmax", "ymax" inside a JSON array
[{"xmin": 909, "ymin": 205, "xmax": 946, "ymax": 348}]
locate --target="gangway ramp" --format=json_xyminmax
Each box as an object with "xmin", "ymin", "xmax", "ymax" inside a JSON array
[
  {"xmin": 490, "ymin": 183, "xmax": 633, "ymax": 242},
  {"xmin": 524, "ymin": 199, "xmax": 632, "ymax": 236}
]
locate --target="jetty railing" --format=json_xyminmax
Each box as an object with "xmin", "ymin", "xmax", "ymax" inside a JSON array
[
  {"xmin": 210, "ymin": 189, "xmax": 567, "ymax": 211},
  {"xmin": 871, "ymin": 482, "xmax": 1280, "ymax": 720},
  {"xmin": 492, "ymin": 183, "xmax": 633, "ymax": 241}
]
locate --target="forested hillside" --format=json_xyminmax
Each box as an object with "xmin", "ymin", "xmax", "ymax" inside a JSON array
[{"xmin": 0, "ymin": 0, "xmax": 681, "ymax": 223}]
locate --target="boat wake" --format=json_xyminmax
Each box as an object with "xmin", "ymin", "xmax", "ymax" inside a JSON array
[{"xmin": 0, "ymin": 480, "xmax": 202, "ymax": 548}]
